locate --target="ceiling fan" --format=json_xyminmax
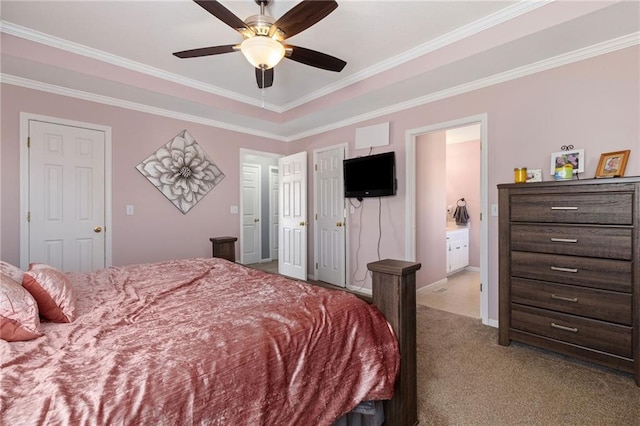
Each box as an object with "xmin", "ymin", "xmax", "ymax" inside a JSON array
[{"xmin": 173, "ymin": 0, "xmax": 347, "ymax": 89}]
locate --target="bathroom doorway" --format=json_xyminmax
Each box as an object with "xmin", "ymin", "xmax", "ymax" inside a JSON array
[{"xmin": 405, "ymin": 114, "xmax": 489, "ymax": 325}]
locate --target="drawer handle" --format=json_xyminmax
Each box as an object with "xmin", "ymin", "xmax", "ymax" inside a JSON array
[
  {"xmin": 551, "ymin": 206, "xmax": 578, "ymax": 210},
  {"xmin": 550, "ymin": 266, "xmax": 578, "ymax": 273},
  {"xmin": 551, "ymin": 294, "xmax": 578, "ymax": 303},
  {"xmin": 550, "ymin": 238, "xmax": 578, "ymax": 243},
  {"xmin": 551, "ymin": 322, "xmax": 578, "ymax": 333}
]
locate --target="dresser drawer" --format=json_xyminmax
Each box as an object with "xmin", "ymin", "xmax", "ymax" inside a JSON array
[
  {"xmin": 511, "ymin": 278, "xmax": 632, "ymax": 325},
  {"xmin": 511, "ymin": 304, "xmax": 632, "ymax": 358},
  {"xmin": 511, "ymin": 251, "xmax": 632, "ymax": 293},
  {"xmin": 510, "ymin": 224, "xmax": 632, "ymax": 260},
  {"xmin": 509, "ymin": 193, "xmax": 632, "ymax": 224}
]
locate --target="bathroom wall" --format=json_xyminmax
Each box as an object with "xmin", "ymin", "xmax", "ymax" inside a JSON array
[
  {"xmin": 446, "ymin": 139, "xmax": 481, "ymax": 268},
  {"xmin": 415, "ymin": 130, "xmax": 447, "ymax": 287}
]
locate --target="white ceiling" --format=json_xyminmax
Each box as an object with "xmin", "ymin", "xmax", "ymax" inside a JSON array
[{"xmin": 1, "ymin": 1, "xmax": 639, "ymax": 141}]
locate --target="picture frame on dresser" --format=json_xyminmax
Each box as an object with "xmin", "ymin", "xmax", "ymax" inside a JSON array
[
  {"xmin": 526, "ymin": 168, "xmax": 542, "ymax": 183},
  {"xmin": 549, "ymin": 148, "xmax": 584, "ymax": 176},
  {"xmin": 595, "ymin": 150, "xmax": 630, "ymax": 178}
]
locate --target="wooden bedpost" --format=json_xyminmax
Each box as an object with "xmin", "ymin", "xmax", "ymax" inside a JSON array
[{"xmin": 368, "ymin": 259, "xmax": 421, "ymax": 426}]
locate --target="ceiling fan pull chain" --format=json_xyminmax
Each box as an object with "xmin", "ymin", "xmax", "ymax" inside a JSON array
[{"xmin": 261, "ymin": 68, "xmax": 265, "ymax": 108}]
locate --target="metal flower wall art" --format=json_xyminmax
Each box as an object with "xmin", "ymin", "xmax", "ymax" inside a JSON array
[{"xmin": 136, "ymin": 130, "xmax": 225, "ymax": 214}]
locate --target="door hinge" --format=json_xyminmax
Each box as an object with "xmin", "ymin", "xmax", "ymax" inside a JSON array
[
  {"xmin": 315, "ymin": 213, "xmax": 318, "ymax": 220},
  {"xmin": 27, "ymin": 136, "xmax": 31, "ymax": 148},
  {"xmin": 480, "ymin": 282, "xmax": 483, "ymax": 292},
  {"xmin": 314, "ymin": 164, "xmax": 317, "ymax": 171},
  {"xmin": 315, "ymin": 262, "xmax": 318, "ymax": 269},
  {"xmin": 480, "ymin": 212, "xmax": 482, "ymax": 221},
  {"xmin": 27, "ymin": 211, "xmax": 31, "ymax": 222}
]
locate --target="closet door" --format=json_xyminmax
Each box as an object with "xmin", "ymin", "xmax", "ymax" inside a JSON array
[
  {"xmin": 279, "ymin": 152, "xmax": 307, "ymax": 280},
  {"xmin": 28, "ymin": 119, "xmax": 107, "ymax": 272}
]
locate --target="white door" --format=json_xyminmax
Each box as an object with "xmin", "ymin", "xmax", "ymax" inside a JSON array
[
  {"xmin": 269, "ymin": 166, "xmax": 279, "ymax": 261},
  {"xmin": 241, "ymin": 163, "xmax": 261, "ymax": 264},
  {"xmin": 315, "ymin": 147, "xmax": 346, "ymax": 286},
  {"xmin": 28, "ymin": 120, "xmax": 106, "ymax": 272},
  {"xmin": 278, "ymin": 152, "xmax": 307, "ymax": 280}
]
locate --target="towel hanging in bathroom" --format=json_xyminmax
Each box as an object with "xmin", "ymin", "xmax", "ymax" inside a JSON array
[{"xmin": 453, "ymin": 198, "xmax": 470, "ymax": 225}]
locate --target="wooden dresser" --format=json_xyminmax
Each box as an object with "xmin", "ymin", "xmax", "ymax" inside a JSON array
[{"xmin": 497, "ymin": 177, "xmax": 639, "ymax": 386}]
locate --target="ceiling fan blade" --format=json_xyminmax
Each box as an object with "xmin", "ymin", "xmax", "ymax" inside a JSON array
[
  {"xmin": 269, "ymin": 0, "xmax": 338, "ymax": 39},
  {"xmin": 173, "ymin": 44, "xmax": 237, "ymax": 58},
  {"xmin": 256, "ymin": 67, "xmax": 274, "ymax": 89},
  {"xmin": 286, "ymin": 46, "xmax": 346, "ymax": 72},
  {"xmin": 194, "ymin": 0, "xmax": 253, "ymax": 35}
]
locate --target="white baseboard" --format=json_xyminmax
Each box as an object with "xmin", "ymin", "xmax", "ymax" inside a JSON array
[
  {"xmin": 485, "ymin": 318, "xmax": 499, "ymax": 328},
  {"xmin": 417, "ymin": 277, "xmax": 448, "ymax": 293}
]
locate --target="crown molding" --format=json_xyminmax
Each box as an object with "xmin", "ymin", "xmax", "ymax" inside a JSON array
[
  {"xmin": 287, "ymin": 32, "xmax": 640, "ymax": 140},
  {"xmin": 279, "ymin": 0, "xmax": 553, "ymax": 111},
  {"xmin": 0, "ymin": 20, "xmax": 281, "ymax": 112},
  {"xmin": 0, "ymin": 1, "xmax": 548, "ymax": 113},
  {"xmin": 2, "ymin": 32, "xmax": 636, "ymax": 142},
  {"xmin": 0, "ymin": 73, "xmax": 287, "ymax": 141}
]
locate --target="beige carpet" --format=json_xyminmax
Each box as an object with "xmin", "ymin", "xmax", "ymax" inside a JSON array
[{"xmin": 416, "ymin": 305, "xmax": 640, "ymax": 425}]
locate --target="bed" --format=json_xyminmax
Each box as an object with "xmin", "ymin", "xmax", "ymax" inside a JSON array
[{"xmin": 1, "ymin": 257, "xmax": 419, "ymax": 425}]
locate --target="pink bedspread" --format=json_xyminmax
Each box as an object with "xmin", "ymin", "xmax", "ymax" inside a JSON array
[{"xmin": 1, "ymin": 258, "xmax": 399, "ymax": 425}]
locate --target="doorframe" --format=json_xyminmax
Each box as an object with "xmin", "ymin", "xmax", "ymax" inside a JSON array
[
  {"xmin": 312, "ymin": 143, "xmax": 348, "ymax": 284},
  {"xmin": 239, "ymin": 148, "xmax": 283, "ymax": 265},
  {"xmin": 405, "ymin": 113, "xmax": 490, "ymax": 326},
  {"xmin": 19, "ymin": 112, "xmax": 112, "ymax": 270},
  {"xmin": 268, "ymin": 165, "xmax": 279, "ymax": 261},
  {"xmin": 240, "ymin": 162, "xmax": 262, "ymax": 265}
]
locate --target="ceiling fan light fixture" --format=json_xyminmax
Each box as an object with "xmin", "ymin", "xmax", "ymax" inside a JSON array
[{"xmin": 240, "ymin": 36, "xmax": 285, "ymax": 69}]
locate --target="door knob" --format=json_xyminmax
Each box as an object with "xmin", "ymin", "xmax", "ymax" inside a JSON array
[
  {"xmin": 299, "ymin": 221, "xmax": 307, "ymax": 226},
  {"xmin": 336, "ymin": 222, "xmax": 343, "ymax": 227},
  {"xmin": 254, "ymin": 218, "xmax": 260, "ymax": 222},
  {"xmin": 94, "ymin": 226, "xmax": 102, "ymax": 233}
]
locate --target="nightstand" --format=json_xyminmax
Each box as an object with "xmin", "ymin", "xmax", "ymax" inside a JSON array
[{"xmin": 209, "ymin": 236, "xmax": 237, "ymax": 262}]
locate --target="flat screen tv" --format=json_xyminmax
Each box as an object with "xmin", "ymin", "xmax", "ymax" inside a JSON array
[{"xmin": 344, "ymin": 152, "xmax": 396, "ymax": 199}]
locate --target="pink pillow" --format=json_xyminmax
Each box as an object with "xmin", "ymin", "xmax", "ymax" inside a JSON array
[
  {"xmin": 0, "ymin": 272, "xmax": 43, "ymax": 341},
  {"xmin": 23, "ymin": 267, "xmax": 77, "ymax": 323},
  {"xmin": 1, "ymin": 261, "xmax": 24, "ymax": 284},
  {"xmin": 29, "ymin": 263, "xmax": 55, "ymax": 271}
]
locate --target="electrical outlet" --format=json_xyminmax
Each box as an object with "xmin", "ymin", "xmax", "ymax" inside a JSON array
[
  {"xmin": 126, "ymin": 205, "xmax": 134, "ymax": 215},
  {"xmin": 490, "ymin": 204, "xmax": 498, "ymax": 216}
]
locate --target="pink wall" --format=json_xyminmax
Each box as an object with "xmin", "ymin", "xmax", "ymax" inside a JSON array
[
  {"xmin": 2, "ymin": 46, "xmax": 638, "ymax": 324},
  {"xmin": 0, "ymin": 85, "xmax": 288, "ymax": 266},
  {"xmin": 291, "ymin": 46, "xmax": 639, "ymax": 322},
  {"xmin": 447, "ymin": 140, "xmax": 481, "ymax": 268}
]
